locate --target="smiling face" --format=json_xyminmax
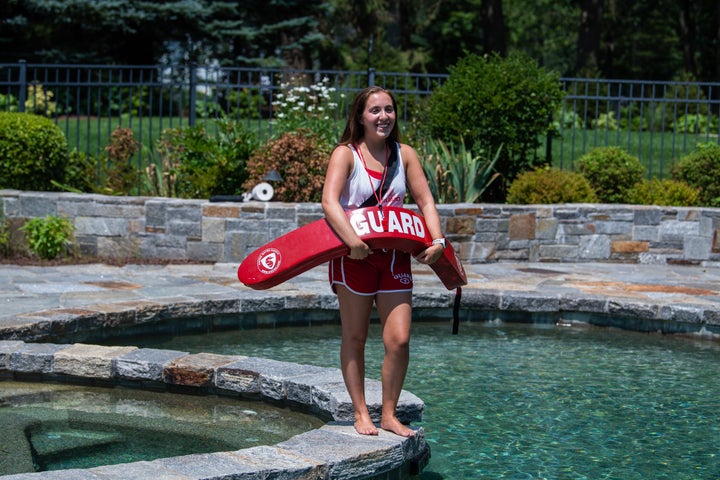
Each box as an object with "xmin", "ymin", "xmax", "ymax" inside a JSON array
[{"xmin": 360, "ymin": 92, "xmax": 396, "ymax": 141}]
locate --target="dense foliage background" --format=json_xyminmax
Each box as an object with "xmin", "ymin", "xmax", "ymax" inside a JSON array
[{"xmin": 2, "ymin": 0, "xmax": 719, "ymax": 82}]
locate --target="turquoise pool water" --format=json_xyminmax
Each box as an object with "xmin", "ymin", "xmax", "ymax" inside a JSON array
[
  {"xmin": 124, "ymin": 321, "xmax": 720, "ymax": 479},
  {"xmin": 0, "ymin": 380, "xmax": 323, "ymax": 475}
]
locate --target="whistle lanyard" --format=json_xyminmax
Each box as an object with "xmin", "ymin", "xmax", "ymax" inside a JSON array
[{"xmin": 355, "ymin": 143, "xmax": 389, "ymax": 219}]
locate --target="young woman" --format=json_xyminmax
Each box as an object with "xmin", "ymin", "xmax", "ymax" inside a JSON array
[{"xmin": 321, "ymin": 86, "xmax": 446, "ymax": 437}]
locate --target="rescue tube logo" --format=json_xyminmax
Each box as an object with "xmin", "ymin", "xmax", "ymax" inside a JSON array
[
  {"xmin": 349, "ymin": 208, "xmax": 426, "ymax": 239},
  {"xmin": 257, "ymin": 248, "xmax": 281, "ymax": 275}
]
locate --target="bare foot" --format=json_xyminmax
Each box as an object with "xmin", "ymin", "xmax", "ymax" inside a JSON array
[
  {"xmin": 380, "ymin": 417, "xmax": 416, "ymax": 437},
  {"xmin": 354, "ymin": 416, "xmax": 379, "ymax": 435}
]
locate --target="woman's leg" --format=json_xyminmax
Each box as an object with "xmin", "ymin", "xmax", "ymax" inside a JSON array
[
  {"xmin": 336, "ymin": 284, "xmax": 378, "ymax": 435},
  {"xmin": 375, "ymin": 290, "xmax": 415, "ymax": 437}
]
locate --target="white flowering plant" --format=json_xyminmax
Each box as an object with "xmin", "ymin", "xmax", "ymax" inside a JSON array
[{"xmin": 272, "ymin": 76, "xmax": 342, "ymax": 146}]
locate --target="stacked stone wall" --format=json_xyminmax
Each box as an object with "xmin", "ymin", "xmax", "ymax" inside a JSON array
[{"xmin": 2, "ymin": 190, "xmax": 719, "ymax": 265}]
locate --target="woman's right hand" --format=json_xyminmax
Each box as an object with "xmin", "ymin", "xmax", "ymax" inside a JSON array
[{"xmin": 348, "ymin": 241, "xmax": 372, "ymax": 260}]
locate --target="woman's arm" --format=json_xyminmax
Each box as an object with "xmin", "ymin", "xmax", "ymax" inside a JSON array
[{"xmin": 321, "ymin": 146, "xmax": 373, "ymax": 259}]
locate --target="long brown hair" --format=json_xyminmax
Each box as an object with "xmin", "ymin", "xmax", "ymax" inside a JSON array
[{"xmin": 338, "ymin": 86, "xmax": 401, "ymax": 146}]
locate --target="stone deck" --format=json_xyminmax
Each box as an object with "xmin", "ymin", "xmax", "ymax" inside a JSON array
[{"xmin": 1, "ymin": 260, "xmax": 720, "ymax": 478}]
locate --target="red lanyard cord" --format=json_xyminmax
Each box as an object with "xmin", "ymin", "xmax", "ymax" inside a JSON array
[{"xmin": 355, "ymin": 143, "xmax": 389, "ymax": 211}]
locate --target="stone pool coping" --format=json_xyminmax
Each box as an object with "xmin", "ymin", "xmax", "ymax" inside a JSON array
[{"xmin": 0, "ymin": 340, "xmax": 428, "ymax": 479}]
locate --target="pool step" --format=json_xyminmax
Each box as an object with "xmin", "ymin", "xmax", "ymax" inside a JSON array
[
  {"xmin": 28, "ymin": 422, "xmax": 124, "ymax": 457},
  {"xmin": 0, "ymin": 414, "xmax": 37, "ymax": 475}
]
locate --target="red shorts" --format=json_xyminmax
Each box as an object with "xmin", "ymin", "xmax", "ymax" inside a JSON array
[{"xmin": 329, "ymin": 249, "xmax": 413, "ymax": 296}]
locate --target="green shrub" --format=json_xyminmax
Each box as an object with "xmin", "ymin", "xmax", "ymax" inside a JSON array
[
  {"xmin": 272, "ymin": 76, "xmax": 341, "ymax": 148},
  {"xmin": 576, "ymin": 146, "xmax": 644, "ymax": 203},
  {"xmin": 419, "ymin": 138, "xmax": 500, "ymax": 203},
  {"xmin": 243, "ymin": 129, "xmax": 330, "ymax": 203},
  {"xmin": 21, "ymin": 215, "xmax": 74, "ymax": 260},
  {"xmin": 0, "ymin": 218, "xmax": 9, "ymax": 257},
  {"xmin": 0, "ymin": 112, "xmax": 68, "ymax": 191},
  {"xmin": 0, "ymin": 92, "xmax": 19, "ymax": 112},
  {"xmin": 506, "ymin": 166, "xmax": 598, "ymax": 204},
  {"xmin": 25, "ymin": 84, "xmax": 57, "ymax": 116},
  {"xmin": 592, "ymin": 111, "xmax": 618, "ymax": 130},
  {"xmin": 154, "ymin": 119, "xmax": 258, "ymax": 199},
  {"xmin": 425, "ymin": 52, "xmax": 564, "ymax": 201},
  {"xmin": 626, "ymin": 179, "xmax": 700, "ymax": 206},
  {"xmin": 62, "ymin": 149, "xmax": 100, "ymax": 193},
  {"xmin": 672, "ymin": 142, "xmax": 720, "ymax": 207},
  {"xmin": 103, "ymin": 126, "xmax": 140, "ymax": 195},
  {"xmin": 672, "ymin": 113, "xmax": 716, "ymax": 134}
]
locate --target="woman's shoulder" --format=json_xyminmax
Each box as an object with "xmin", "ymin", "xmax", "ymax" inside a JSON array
[
  {"xmin": 397, "ymin": 142, "xmax": 419, "ymax": 160},
  {"xmin": 331, "ymin": 143, "xmax": 355, "ymax": 157},
  {"xmin": 329, "ymin": 143, "xmax": 357, "ymax": 169}
]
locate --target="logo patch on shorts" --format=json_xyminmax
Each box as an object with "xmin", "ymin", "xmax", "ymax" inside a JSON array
[
  {"xmin": 394, "ymin": 272, "xmax": 412, "ymax": 285},
  {"xmin": 257, "ymin": 248, "xmax": 281, "ymax": 275}
]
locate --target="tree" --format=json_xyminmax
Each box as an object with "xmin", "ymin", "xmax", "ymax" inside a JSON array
[
  {"xmin": 481, "ymin": 0, "xmax": 507, "ymax": 56},
  {"xmin": 0, "ymin": 0, "xmax": 333, "ymax": 69},
  {"xmin": 504, "ymin": 0, "xmax": 578, "ymax": 75},
  {"xmin": 0, "ymin": 0, "xmax": 241, "ymax": 64},
  {"xmin": 228, "ymin": 0, "xmax": 333, "ymax": 69},
  {"xmin": 2, "ymin": 0, "xmax": 720, "ymax": 82},
  {"xmin": 421, "ymin": 0, "xmax": 484, "ymax": 72},
  {"xmin": 576, "ymin": 0, "xmax": 602, "ymax": 74}
]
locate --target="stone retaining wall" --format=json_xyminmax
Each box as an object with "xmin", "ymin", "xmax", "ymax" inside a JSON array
[{"xmin": 2, "ymin": 190, "xmax": 720, "ymax": 265}]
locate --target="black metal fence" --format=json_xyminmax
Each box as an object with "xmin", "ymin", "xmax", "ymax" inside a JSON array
[
  {"xmin": 2, "ymin": 61, "xmax": 720, "ymax": 179},
  {"xmin": 555, "ymin": 77, "xmax": 720, "ymax": 178}
]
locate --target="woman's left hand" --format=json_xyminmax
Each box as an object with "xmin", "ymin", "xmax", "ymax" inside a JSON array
[{"xmin": 415, "ymin": 243, "xmax": 444, "ymax": 265}]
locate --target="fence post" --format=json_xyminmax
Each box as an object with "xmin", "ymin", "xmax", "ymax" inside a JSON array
[
  {"xmin": 545, "ymin": 113, "xmax": 553, "ymax": 165},
  {"xmin": 368, "ymin": 68, "xmax": 375, "ymax": 87},
  {"xmin": 188, "ymin": 62, "xmax": 197, "ymax": 126},
  {"xmin": 18, "ymin": 60, "xmax": 26, "ymax": 113}
]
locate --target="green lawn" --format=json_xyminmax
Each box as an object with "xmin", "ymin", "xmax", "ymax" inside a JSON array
[
  {"xmin": 540, "ymin": 128, "xmax": 718, "ymax": 179},
  {"xmin": 56, "ymin": 115, "xmax": 717, "ymax": 182},
  {"xmin": 56, "ymin": 115, "xmax": 274, "ymax": 158}
]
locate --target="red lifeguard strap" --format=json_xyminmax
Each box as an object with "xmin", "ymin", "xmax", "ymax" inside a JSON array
[{"xmin": 237, "ymin": 206, "xmax": 467, "ymax": 291}]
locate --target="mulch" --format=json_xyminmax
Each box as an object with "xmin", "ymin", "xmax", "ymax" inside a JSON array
[{"xmin": 0, "ymin": 253, "xmax": 212, "ymax": 267}]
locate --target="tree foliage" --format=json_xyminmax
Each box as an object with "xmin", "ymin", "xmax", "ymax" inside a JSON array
[
  {"xmin": 2, "ymin": 0, "xmax": 719, "ymax": 81},
  {"xmin": 425, "ymin": 52, "xmax": 564, "ymax": 201}
]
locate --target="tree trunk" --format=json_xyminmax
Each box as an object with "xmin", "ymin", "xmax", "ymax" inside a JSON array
[
  {"xmin": 677, "ymin": 0, "xmax": 698, "ymax": 77},
  {"xmin": 576, "ymin": 0, "xmax": 603, "ymax": 73},
  {"xmin": 481, "ymin": 0, "xmax": 507, "ymax": 56},
  {"xmin": 715, "ymin": 1, "xmax": 720, "ymax": 82}
]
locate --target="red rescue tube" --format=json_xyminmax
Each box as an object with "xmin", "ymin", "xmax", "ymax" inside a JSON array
[{"xmin": 237, "ymin": 206, "xmax": 467, "ymax": 290}]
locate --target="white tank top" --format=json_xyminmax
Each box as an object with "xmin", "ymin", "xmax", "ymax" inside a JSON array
[{"xmin": 338, "ymin": 142, "xmax": 406, "ymax": 209}]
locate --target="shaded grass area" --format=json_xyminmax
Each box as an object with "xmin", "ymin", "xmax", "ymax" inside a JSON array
[
  {"xmin": 56, "ymin": 115, "xmax": 718, "ymax": 181},
  {"xmin": 542, "ymin": 128, "xmax": 718, "ymax": 179},
  {"xmin": 56, "ymin": 115, "xmax": 273, "ymax": 156}
]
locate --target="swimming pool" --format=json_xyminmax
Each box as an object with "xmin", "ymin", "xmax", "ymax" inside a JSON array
[
  {"xmin": 0, "ymin": 379, "xmax": 324, "ymax": 475},
  {"xmin": 120, "ymin": 320, "xmax": 720, "ymax": 479}
]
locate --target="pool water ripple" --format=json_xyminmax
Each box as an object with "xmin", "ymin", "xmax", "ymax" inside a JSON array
[{"xmin": 119, "ymin": 321, "xmax": 720, "ymax": 479}]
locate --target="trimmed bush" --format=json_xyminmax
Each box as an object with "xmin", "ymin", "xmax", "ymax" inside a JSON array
[
  {"xmin": 627, "ymin": 179, "xmax": 700, "ymax": 206},
  {"xmin": 576, "ymin": 146, "xmax": 644, "ymax": 203},
  {"xmin": 506, "ymin": 166, "xmax": 598, "ymax": 204},
  {"xmin": 63, "ymin": 149, "xmax": 100, "ymax": 193},
  {"xmin": 154, "ymin": 119, "xmax": 258, "ymax": 199},
  {"xmin": 0, "ymin": 112, "xmax": 68, "ymax": 191},
  {"xmin": 672, "ymin": 142, "xmax": 720, "ymax": 207},
  {"xmin": 425, "ymin": 52, "xmax": 564, "ymax": 201},
  {"xmin": 243, "ymin": 129, "xmax": 330, "ymax": 203},
  {"xmin": 103, "ymin": 126, "xmax": 140, "ymax": 195}
]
